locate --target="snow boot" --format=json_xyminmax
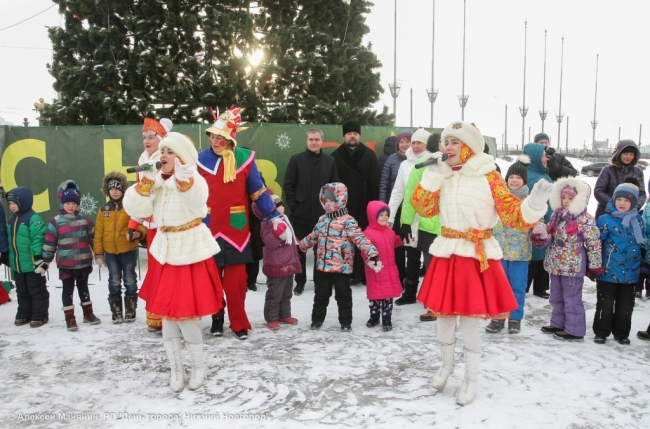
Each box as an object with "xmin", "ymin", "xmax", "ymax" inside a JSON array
[
  {"xmin": 420, "ymin": 310, "xmax": 437, "ymax": 321},
  {"xmin": 163, "ymin": 338, "xmax": 185, "ymax": 392},
  {"xmin": 210, "ymin": 312, "xmax": 224, "ymax": 337},
  {"xmin": 456, "ymin": 348, "xmax": 481, "ymax": 406},
  {"xmin": 108, "ymin": 298, "xmax": 124, "ymax": 324},
  {"xmin": 81, "ymin": 301, "xmax": 101, "ymax": 325},
  {"xmin": 431, "ymin": 341, "xmax": 455, "ymax": 390},
  {"xmin": 508, "ymin": 320, "xmax": 521, "ymax": 334},
  {"xmin": 63, "ymin": 305, "xmax": 78, "ymax": 332},
  {"xmin": 485, "ymin": 319, "xmax": 505, "ymax": 333},
  {"xmin": 382, "ymin": 321, "xmax": 393, "ymax": 332},
  {"xmin": 187, "ymin": 343, "xmax": 206, "ymax": 390},
  {"xmin": 366, "ymin": 318, "xmax": 380, "ymax": 328},
  {"xmin": 14, "ymin": 318, "xmax": 31, "ymax": 326},
  {"xmin": 293, "ymin": 282, "xmax": 305, "ymax": 296},
  {"xmin": 124, "ymin": 296, "xmax": 137, "ymax": 323},
  {"xmin": 395, "ymin": 279, "xmax": 417, "ymax": 306}
]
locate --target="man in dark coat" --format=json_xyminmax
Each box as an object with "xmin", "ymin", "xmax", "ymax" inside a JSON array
[
  {"xmin": 331, "ymin": 121, "xmax": 379, "ymax": 283},
  {"xmin": 534, "ymin": 133, "xmax": 578, "ymax": 181},
  {"xmin": 283, "ymin": 128, "xmax": 339, "ymax": 295}
]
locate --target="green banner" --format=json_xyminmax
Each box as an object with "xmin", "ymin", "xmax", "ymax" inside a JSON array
[{"xmin": 0, "ymin": 124, "xmax": 495, "ymax": 223}]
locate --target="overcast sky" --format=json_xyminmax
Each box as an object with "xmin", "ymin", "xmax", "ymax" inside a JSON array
[{"xmin": 1, "ymin": 0, "xmax": 648, "ymax": 150}]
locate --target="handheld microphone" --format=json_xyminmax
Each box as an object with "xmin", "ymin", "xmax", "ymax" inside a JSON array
[
  {"xmin": 414, "ymin": 153, "xmax": 448, "ymax": 169},
  {"xmin": 126, "ymin": 162, "xmax": 162, "ymax": 173}
]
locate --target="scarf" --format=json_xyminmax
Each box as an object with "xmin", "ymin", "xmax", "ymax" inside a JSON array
[
  {"xmin": 220, "ymin": 149, "xmax": 237, "ymax": 183},
  {"xmin": 510, "ymin": 185, "xmax": 529, "ymax": 199},
  {"xmin": 546, "ymin": 208, "xmax": 579, "ymax": 237},
  {"xmin": 611, "ymin": 208, "xmax": 644, "ymax": 244}
]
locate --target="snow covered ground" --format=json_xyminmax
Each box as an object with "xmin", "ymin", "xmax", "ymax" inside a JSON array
[{"xmin": 2, "ymin": 157, "xmax": 650, "ymax": 429}]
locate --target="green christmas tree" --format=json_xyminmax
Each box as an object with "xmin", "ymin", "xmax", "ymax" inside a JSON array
[{"xmin": 40, "ymin": 0, "xmax": 392, "ymax": 126}]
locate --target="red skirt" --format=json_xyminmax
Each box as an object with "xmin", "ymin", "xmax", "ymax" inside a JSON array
[
  {"xmin": 139, "ymin": 255, "xmax": 224, "ymax": 321},
  {"xmin": 417, "ymin": 255, "xmax": 517, "ymax": 319}
]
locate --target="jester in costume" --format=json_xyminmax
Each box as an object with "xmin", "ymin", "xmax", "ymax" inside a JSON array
[{"xmin": 197, "ymin": 106, "xmax": 290, "ymax": 340}]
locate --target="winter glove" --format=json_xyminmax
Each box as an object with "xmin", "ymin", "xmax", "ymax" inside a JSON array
[
  {"xmin": 528, "ymin": 180, "xmax": 554, "ymax": 210},
  {"xmin": 126, "ymin": 229, "xmax": 142, "ymax": 241},
  {"xmin": 587, "ymin": 267, "xmax": 604, "ymax": 281},
  {"xmin": 173, "ymin": 158, "xmax": 194, "ymax": 182},
  {"xmin": 0, "ymin": 252, "xmax": 8, "ymax": 266},
  {"xmin": 138, "ymin": 160, "xmax": 158, "ymax": 182},
  {"xmin": 531, "ymin": 224, "xmax": 549, "ymax": 239},
  {"xmin": 34, "ymin": 260, "xmax": 49, "ymax": 276},
  {"xmin": 366, "ymin": 256, "xmax": 383, "ymax": 273},
  {"xmin": 95, "ymin": 255, "xmax": 105, "ymax": 269},
  {"xmin": 271, "ymin": 217, "xmax": 292, "ymax": 245},
  {"xmin": 545, "ymin": 147, "xmax": 556, "ymax": 158},
  {"xmin": 399, "ymin": 224, "xmax": 413, "ymax": 242}
]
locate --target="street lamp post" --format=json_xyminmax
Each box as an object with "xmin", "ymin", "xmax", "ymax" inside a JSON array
[
  {"xmin": 505, "ymin": 104, "xmax": 508, "ymax": 154},
  {"xmin": 592, "ymin": 54, "xmax": 599, "ymax": 150},
  {"xmin": 458, "ymin": 0, "xmax": 469, "ymax": 120},
  {"xmin": 391, "ymin": 0, "xmax": 398, "ymax": 123},
  {"xmin": 520, "ymin": 20, "xmax": 528, "ymax": 146},
  {"xmin": 539, "ymin": 29, "xmax": 548, "ymax": 132},
  {"xmin": 566, "ymin": 116, "xmax": 569, "ymax": 152},
  {"xmin": 428, "ymin": 0, "xmax": 436, "ymax": 128},
  {"xmin": 557, "ymin": 37, "xmax": 564, "ymax": 148}
]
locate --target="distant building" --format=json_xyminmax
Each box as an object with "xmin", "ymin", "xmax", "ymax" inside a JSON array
[{"xmin": 0, "ymin": 116, "xmax": 13, "ymax": 126}]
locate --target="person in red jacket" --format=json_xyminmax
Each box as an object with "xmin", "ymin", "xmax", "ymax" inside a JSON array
[{"xmin": 197, "ymin": 106, "xmax": 289, "ymax": 340}]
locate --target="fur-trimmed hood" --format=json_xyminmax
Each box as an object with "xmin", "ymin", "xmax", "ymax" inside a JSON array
[
  {"xmin": 611, "ymin": 139, "xmax": 639, "ymax": 165},
  {"xmin": 101, "ymin": 171, "xmax": 130, "ymax": 197},
  {"xmin": 549, "ymin": 177, "xmax": 591, "ymax": 215}
]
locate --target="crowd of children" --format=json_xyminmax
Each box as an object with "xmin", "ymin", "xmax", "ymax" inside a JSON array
[{"xmin": 3, "ymin": 118, "xmax": 650, "ymax": 404}]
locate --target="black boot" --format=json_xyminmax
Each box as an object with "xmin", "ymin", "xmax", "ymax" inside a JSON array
[
  {"xmin": 211, "ymin": 312, "xmax": 224, "ymax": 337},
  {"xmin": 638, "ymin": 323, "xmax": 650, "ymax": 341},
  {"xmin": 395, "ymin": 279, "xmax": 417, "ymax": 306},
  {"xmin": 124, "ymin": 296, "xmax": 137, "ymax": 323},
  {"xmin": 108, "ymin": 298, "xmax": 124, "ymax": 324},
  {"xmin": 293, "ymin": 282, "xmax": 305, "ymax": 296}
]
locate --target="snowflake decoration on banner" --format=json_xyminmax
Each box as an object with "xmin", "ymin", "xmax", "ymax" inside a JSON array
[
  {"xmin": 276, "ymin": 133, "xmax": 291, "ymax": 150},
  {"xmin": 78, "ymin": 194, "xmax": 98, "ymax": 216}
]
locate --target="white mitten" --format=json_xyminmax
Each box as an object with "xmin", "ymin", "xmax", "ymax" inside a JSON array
[
  {"xmin": 138, "ymin": 160, "xmax": 158, "ymax": 182},
  {"xmin": 373, "ymin": 260, "xmax": 384, "ymax": 273},
  {"xmin": 528, "ymin": 180, "xmax": 554, "ymax": 210},
  {"xmin": 271, "ymin": 217, "xmax": 292, "ymax": 245},
  {"xmin": 95, "ymin": 255, "xmax": 106, "ymax": 269},
  {"xmin": 367, "ymin": 257, "xmax": 382, "ymax": 272},
  {"xmin": 173, "ymin": 158, "xmax": 194, "ymax": 182}
]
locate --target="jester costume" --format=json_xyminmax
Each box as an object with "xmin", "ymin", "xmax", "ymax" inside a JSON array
[{"xmin": 198, "ymin": 106, "xmax": 281, "ymax": 337}]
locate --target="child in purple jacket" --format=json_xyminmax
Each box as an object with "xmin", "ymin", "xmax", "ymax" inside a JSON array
[{"xmin": 254, "ymin": 194, "xmax": 301, "ymax": 330}]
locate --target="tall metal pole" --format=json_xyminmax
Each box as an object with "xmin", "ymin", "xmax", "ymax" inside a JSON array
[
  {"xmin": 539, "ymin": 29, "xmax": 548, "ymax": 132},
  {"xmin": 591, "ymin": 54, "xmax": 599, "ymax": 150},
  {"xmin": 556, "ymin": 37, "xmax": 564, "ymax": 149},
  {"xmin": 458, "ymin": 0, "xmax": 469, "ymax": 120},
  {"xmin": 520, "ymin": 20, "xmax": 528, "ymax": 146},
  {"xmin": 410, "ymin": 88, "xmax": 413, "ymax": 128},
  {"xmin": 505, "ymin": 104, "xmax": 508, "ymax": 154},
  {"xmin": 566, "ymin": 116, "xmax": 569, "ymax": 152},
  {"xmin": 393, "ymin": 0, "xmax": 397, "ymax": 119},
  {"xmin": 430, "ymin": 0, "xmax": 435, "ymax": 128},
  {"xmin": 639, "ymin": 124, "xmax": 642, "ymax": 146}
]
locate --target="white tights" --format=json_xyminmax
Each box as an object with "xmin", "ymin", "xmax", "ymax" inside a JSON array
[
  {"xmin": 162, "ymin": 319, "xmax": 203, "ymax": 345},
  {"xmin": 436, "ymin": 316, "xmax": 482, "ymax": 353}
]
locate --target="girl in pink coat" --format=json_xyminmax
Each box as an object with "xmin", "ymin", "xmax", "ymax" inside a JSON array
[{"xmin": 364, "ymin": 201, "xmax": 404, "ymax": 331}]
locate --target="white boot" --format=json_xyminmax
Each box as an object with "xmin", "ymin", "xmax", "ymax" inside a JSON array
[
  {"xmin": 163, "ymin": 338, "xmax": 185, "ymax": 392},
  {"xmin": 456, "ymin": 348, "xmax": 481, "ymax": 405},
  {"xmin": 187, "ymin": 343, "xmax": 206, "ymax": 390},
  {"xmin": 431, "ymin": 341, "xmax": 455, "ymax": 390}
]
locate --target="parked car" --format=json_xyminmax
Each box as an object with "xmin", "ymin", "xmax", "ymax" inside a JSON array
[
  {"xmin": 637, "ymin": 160, "xmax": 647, "ymax": 170},
  {"xmin": 581, "ymin": 162, "xmax": 610, "ymax": 177}
]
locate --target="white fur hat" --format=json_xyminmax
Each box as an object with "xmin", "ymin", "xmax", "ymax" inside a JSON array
[
  {"xmin": 440, "ymin": 121, "xmax": 485, "ymax": 155},
  {"xmin": 159, "ymin": 132, "xmax": 198, "ymax": 165},
  {"xmin": 411, "ymin": 128, "xmax": 431, "ymax": 144}
]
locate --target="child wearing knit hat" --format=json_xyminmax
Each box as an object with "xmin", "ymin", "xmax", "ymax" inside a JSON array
[
  {"xmin": 593, "ymin": 177, "xmax": 644, "ymax": 345},
  {"xmin": 487, "ymin": 159, "xmax": 533, "ymax": 334}
]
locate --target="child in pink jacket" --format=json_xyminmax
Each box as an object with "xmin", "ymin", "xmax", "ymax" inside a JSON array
[{"xmin": 363, "ymin": 201, "xmax": 404, "ymax": 331}]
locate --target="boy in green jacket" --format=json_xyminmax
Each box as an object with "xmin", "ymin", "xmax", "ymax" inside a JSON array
[{"xmin": 6, "ymin": 187, "xmax": 49, "ymax": 327}]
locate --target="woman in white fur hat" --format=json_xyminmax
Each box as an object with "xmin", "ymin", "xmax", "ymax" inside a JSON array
[
  {"xmin": 410, "ymin": 121, "xmax": 553, "ymax": 405},
  {"xmin": 124, "ymin": 132, "xmax": 224, "ymax": 393}
]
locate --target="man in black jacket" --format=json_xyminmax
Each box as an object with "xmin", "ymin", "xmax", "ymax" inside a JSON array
[
  {"xmin": 284, "ymin": 128, "xmax": 339, "ymax": 295},
  {"xmin": 331, "ymin": 121, "xmax": 379, "ymax": 284},
  {"xmin": 534, "ymin": 133, "xmax": 578, "ymax": 181}
]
